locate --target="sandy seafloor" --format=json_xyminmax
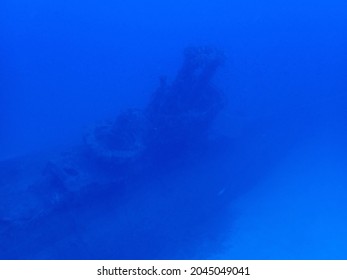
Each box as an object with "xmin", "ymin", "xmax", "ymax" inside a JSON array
[{"xmin": 213, "ymin": 130, "xmax": 347, "ymax": 259}]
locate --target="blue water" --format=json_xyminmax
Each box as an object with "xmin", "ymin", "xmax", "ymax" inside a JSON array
[{"xmin": 1, "ymin": 0, "xmax": 346, "ymax": 259}]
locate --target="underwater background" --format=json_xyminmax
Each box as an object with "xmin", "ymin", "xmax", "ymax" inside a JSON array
[{"xmin": 1, "ymin": 0, "xmax": 347, "ymax": 259}]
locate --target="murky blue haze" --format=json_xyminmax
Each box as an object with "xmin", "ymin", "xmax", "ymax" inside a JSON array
[{"xmin": 1, "ymin": 0, "xmax": 347, "ymax": 259}]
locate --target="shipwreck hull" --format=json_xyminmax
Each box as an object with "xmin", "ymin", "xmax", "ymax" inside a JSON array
[{"xmin": 0, "ymin": 47, "xmax": 227, "ymax": 259}]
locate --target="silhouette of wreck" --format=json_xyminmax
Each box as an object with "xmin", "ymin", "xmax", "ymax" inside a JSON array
[
  {"xmin": 0, "ymin": 47, "xmax": 226, "ymax": 257},
  {"xmin": 85, "ymin": 46, "xmax": 225, "ymax": 166}
]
